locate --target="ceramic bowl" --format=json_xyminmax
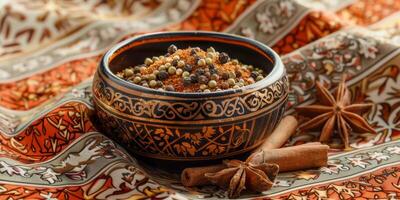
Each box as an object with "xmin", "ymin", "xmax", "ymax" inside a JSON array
[{"xmin": 92, "ymin": 31, "xmax": 288, "ymax": 162}]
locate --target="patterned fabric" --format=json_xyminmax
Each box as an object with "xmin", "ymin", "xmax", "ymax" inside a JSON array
[{"xmin": 0, "ymin": 0, "xmax": 399, "ymax": 199}]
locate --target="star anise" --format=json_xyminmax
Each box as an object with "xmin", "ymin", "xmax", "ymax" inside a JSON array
[
  {"xmin": 295, "ymin": 76, "xmax": 376, "ymax": 148},
  {"xmin": 204, "ymin": 159, "xmax": 279, "ymax": 198}
]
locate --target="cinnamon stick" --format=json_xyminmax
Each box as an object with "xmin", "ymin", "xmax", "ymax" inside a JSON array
[
  {"xmin": 181, "ymin": 115, "xmax": 298, "ymax": 187},
  {"xmin": 256, "ymin": 115, "xmax": 298, "ymax": 150},
  {"xmin": 249, "ymin": 143, "xmax": 329, "ymax": 171},
  {"xmin": 182, "ymin": 143, "xmax": 328, "ymax": 187},
  {"xmin": 181, "ymin": 164, "xmax": 225, "ymax": 187}
]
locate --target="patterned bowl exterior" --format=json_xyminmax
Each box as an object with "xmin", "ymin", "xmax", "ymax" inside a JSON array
[{"xmin": 92, "ymin": 31, "xmax": 289, "ymax": 161}]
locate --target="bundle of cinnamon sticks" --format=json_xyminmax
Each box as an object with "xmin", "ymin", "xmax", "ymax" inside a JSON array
[{"xmin": 181, "ymin": 116, "xmax": 329, "ymax": 197}]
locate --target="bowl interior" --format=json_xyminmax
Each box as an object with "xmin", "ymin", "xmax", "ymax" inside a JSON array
[{"xmin": 108, "ymin": 32, "xmax": 276, "ymax": 77}]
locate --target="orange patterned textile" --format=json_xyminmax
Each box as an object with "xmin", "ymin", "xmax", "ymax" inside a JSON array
[
  {"xmin": 0, "ymin": 0, "xmax": 400, "ymax": 199},
  {"xmin": 0, "ymin": 57, "xmax": 100, "ymax": 110}
]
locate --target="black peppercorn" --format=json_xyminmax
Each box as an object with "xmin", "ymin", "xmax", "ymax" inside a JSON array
[
  {"xmin": 184, "ymin": 64, "xmax": 193, "ymax": 72},
  {"xmin": 183, "ymin": 77, "xmax": 192, "ymax": 86},
  {"xmin": 168, "ymin": 44, "xmax": 178, "ymax": 54},
  {"xmin": 210, "ymin": 68, "xmax": 218, "ymax": 74},
  {"xmin": 171, "ymin": 59, "xmax": 178, "ymax": 66},
  {"xmin": 157, "ymin": 71, "xmax": 169, "ymax": 81},
  {"xmin": 235, "ymin": 70, "xmax": 242, "ymax": 78},
  {"xmin": 195, "ymin": 68, "xmax": 205, "ymax": 75},
  {"xmin": 198, "ymin": 75, "xmax": 209, "ymax": 84},
  {"xmin": 250, "ymin": 71, "xmax": 259, "ymax": 79},
  {"xmin": 219, "ymin": 52, "xmax": 230, "ymax": 64},
  {"xmin": 190, "ymin": 48, "xmax": 197, "ymax": 55},
  {"xmin": 190, "ymin": 74, "xmax": 198, "ymax": 83},
  {"xmin": 194, "ymin": 55, "xmax": 201, "ymax": 64}
]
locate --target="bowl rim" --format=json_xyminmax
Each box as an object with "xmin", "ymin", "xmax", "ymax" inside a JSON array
[{"xmin": 100, "ymin": 31, "xmax": 285, "ymax": 98}]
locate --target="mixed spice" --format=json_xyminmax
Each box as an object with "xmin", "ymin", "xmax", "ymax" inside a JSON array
[{"xmin": 115, "ymin": 45, "xmax": 266, "ymax": 92}]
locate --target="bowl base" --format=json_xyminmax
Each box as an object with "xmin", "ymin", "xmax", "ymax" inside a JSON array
[{"xmin": 133, "ymin": 151, "xmax": 253, "ymax": 173}]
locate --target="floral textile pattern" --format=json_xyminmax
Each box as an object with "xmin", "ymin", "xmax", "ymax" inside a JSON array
[
  {"xmin": 0, "ymin": 0, "xmax": 399, "ymax": 199},
  {"xmin": 0, "ymin": 0, "xmax": 160, "ymax": 57},
  {"xmin": 283, "ymin": 31, "xmax": 389, "ymax": 108},
  {"xmin": 255, "ymin": 0, "xmax": 296, "ymax": 34}
]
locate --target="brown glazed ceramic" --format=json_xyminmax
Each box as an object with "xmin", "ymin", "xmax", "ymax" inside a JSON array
[{"xmin": 92, "ymin": 31, "xmax": 288, "ymax": 162}]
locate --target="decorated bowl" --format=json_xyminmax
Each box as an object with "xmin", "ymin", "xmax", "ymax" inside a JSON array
[{"xmin": 92, "ymin": 31, "xmax": 288, "ymax": 162}]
